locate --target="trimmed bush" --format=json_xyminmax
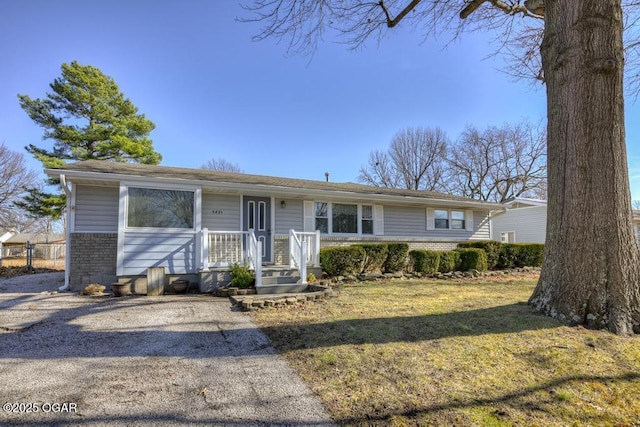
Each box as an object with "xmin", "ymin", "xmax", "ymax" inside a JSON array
[
  {"xmin": 320, "ymin": 246, "xmax": 366, "ymax": 277},
  {"xmin": 497, "ymin": 244, "xmax": 519, "ymax": 269},
  {"xmin": 384, "ymin": 243, "xmax": 409, "ymax": 273},
  {"xmin": 498, "ymin": 243, "xmax": 544, "ymax": 268},
  {"xmin": 516, "ymin": 243, "xmax": 544, "ymax": 267},
  {"xmin": 438, "ymin": 251, "xmax": 461, "ymax": 273},
  {"xmin": 409, "ymin": 250, "xmax": 440, "ymax": 274},
  {"xmin": 457, "ymin": 248, "xmax": 488, "ymax": 272},
  {"xmin": 354, "ymin": 243, "xmax": 389, "ymax": 273},
  {"xmin": 457, "ymin": 240, "xmax": 502, "ymax": 270}
]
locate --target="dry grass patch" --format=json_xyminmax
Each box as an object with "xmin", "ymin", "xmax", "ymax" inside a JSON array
[{"xmin": 250, "ymin": 274, "xmax": 640, "ymax": 426}]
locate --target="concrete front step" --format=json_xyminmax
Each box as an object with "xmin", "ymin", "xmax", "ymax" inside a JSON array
[{"xmin": 256, "ymin": 283, "xmax": 309, "ymax": 294}]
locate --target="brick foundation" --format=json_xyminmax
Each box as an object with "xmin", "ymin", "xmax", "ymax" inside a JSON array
[{"xmin": 69, "ymin": 233, "xmax": 117, "ymax": 292}]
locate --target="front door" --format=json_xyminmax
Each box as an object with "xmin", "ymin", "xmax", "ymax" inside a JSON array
[{"xmin": 243, "ymin": 196, "xmax": 271, "ymax": 263}]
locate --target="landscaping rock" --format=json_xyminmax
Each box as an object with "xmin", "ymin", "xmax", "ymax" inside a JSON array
[{"xmin": 80, "ymin": 283, "xmax": 106, "ymax": 296}]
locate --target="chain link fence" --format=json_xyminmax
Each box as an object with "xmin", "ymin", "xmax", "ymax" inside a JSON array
[{"xmin": 0, "ymin": 242, "xmax": 66, "ymax": 270}]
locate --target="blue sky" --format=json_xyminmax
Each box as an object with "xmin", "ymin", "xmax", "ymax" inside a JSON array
[{"xmin": 2, "ymin": 1, "xmax": 640, "ymax": 200}]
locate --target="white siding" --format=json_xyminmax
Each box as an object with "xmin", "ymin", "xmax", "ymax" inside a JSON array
[
  {"xmin": 275, "ymin": 199, "xmax": 304, "ymax": 234},
  {"xmin": 491, "ymin": 205, "xmax": 547, "ymax": 243},
  {"xmin": 384, "ymin": 205, "xmax": 490, "ymax": 240},
  {"xmin": 201, "ymin": 194, "xmax": 240, "ymax": 231},
  {"xmin": 121, "ymin": 231, "xmax": 196, "ymax": 275},
  {"xmin": 75, "ymin": 185, "xmax": 119, "ymax": 232}
]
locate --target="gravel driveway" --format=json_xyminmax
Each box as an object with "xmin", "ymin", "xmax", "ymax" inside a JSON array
[{"xmin": 0, "ymin": 273, "xmax": 335, "ymax": 426}]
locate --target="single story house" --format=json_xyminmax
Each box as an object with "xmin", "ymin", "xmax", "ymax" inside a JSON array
[
  {"xmin": 46, "ymin": 160, "xmax": 502, "ymax": 294},
  {"xmin": 490, "ymin": 198, "xmax": 547, "ymax": 243},
  {"xmin": 0, "ymin": 232, "xmax": 66, "ymax": 260}
]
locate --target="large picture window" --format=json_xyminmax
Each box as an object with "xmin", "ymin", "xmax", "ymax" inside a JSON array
[
  {"xmin": 127, "ymin": 187, "xmax": 194, "ymax": 229},
  {"xmin": 332, "ymin": 203, "xmax": 358, "ymax": 233}
]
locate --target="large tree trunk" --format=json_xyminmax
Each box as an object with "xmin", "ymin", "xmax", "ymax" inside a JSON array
[{"xmin": 529, "ymin": 0, "xmax": 640, "ymax": 334}]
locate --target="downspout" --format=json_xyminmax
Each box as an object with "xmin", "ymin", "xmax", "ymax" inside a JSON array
[{"xmin": 59, "ymin": 174, "xmax": 72, "ymax": 291}]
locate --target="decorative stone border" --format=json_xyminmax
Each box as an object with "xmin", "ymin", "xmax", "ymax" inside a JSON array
[
  {"xmin": 226, "ymin": 268, "xmax": 540, "ymax": 311},
  {"xmin": 329, "ymin": 267, "xmax": 541, "ymax": 284},
  {"xmin": 229, "ymin": 282, "xmax": 338, "ymax": 311}
]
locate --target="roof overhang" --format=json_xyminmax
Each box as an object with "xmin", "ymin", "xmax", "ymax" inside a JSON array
[{"xmin": 46, "ymin": 166, "xmax": 501, "ymax": 210}]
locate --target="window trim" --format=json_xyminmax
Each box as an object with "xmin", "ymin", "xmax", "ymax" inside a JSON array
[
  {"xmin": 123, "ymin": 184, "xmax": 198, "ymax": 232},
  {"xmin": 313, "ymin": 202, "xmax": 375, "ymax": 235},
  {"xmin": 428, "ymin": 208, "xmax": 470, "ymax": 231}
]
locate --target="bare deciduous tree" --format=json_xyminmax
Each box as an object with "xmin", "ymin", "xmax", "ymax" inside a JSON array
[
  {"xmin": 0, "ymin": 143, "xmax": 38, "ymax": 231},
  {"xmin": 446, "ymin": 121, "xmax": 547, "ymax": 203},
  {"xmin": 201, "ymin": 158, "xmax": 243, "ymax": 173},
  {"xmin": 358, "ymin": 127, "xmax": 448, "ymax": 191},
  {"xmin": 243, "ymin": 0, "xmax": 640, "ymax": 334}
]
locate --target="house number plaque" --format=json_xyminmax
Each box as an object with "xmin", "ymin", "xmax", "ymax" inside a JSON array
[{"xmin": 211, "ymin": 210, "xmax": 223, "ymax": 215}]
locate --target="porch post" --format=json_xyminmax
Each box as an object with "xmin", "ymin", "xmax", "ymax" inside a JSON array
[
  {"xmin": 300, "ymin": 239, "xmax": 307, "ymax": 284},
  {"xmin": 314, "ymin": 230, "xmax": 321, "ymax": 267},
  {"xmin": 255, "ymin": 244, "xmax": 262, "ymax": 287},
  {"xmin": 200, "ymin": 228, "xmax": 209, "ymax": 271},
  {"xmin": 289, "ymin": 229, "xmax": 295, "ymax": 269}
]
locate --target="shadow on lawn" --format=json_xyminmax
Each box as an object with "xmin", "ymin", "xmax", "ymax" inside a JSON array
[
  {"xmin": 334, "ymin": 371, "xmax": 640, "ymax": 426},
  {"xmin": 259, "ymin": 303, "xmax": 562, "ymax": 351}
]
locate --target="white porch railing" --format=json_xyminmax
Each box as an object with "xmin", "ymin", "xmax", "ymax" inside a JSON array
[
  {"xmin": 201, "ymin": 228, "xmax": 262, "ymax": 286},
  {"xmin": 289, "ymin": 229, "xmax": 321, "ymax": 284}
]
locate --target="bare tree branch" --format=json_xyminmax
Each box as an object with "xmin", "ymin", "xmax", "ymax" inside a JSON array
[
  {"xmin": 201, "ymin": 158, "xmax": 243, "ymax": 173},
  {"xmin": 358, "ymin": 127, "xmax": 449, "ymax": 191}
]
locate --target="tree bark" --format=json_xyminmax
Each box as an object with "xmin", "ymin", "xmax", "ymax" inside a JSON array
[{"xmin": 529, "ymin": 0, "xmax": 640, "ymax": 334}]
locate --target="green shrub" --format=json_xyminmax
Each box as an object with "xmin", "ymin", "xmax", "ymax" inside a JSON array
[
  {"xmin": 498, "ymin": 243, "xmax": 544, "ymax": 268},
  {"xmin": 229, "ymin": 261, "xmax": 254, "ymax": 288},
  {"xmin": 409, "ymin": 250, "xmax": 440, "ymax": 274},
  {"xmin": 517, "ymin": 243, "xmax": 545, "ymax": 267},
  {"xmin": 457, "ymin": 248, "xmax": 488, "ymax": 271},
  {"xmin": 438, "ymin": 251, "xmax": 461, "ymax": 273},
  {"xmin": 354, "ymin": 243, "xmax": 389, "ymax": 273},
  {"xmin": 497, "ymin": 244, "xmax": 520, "ymax": 269},
  {"xmin": 457, "ymin": 240, "xmax": 502, "ymax": 270},
  {"xmin": 320, "ymin": 246, "xmax": 366, "ymax": 277},
  {"xmin": 384, "ymin": 243, "xmax": 409, "ymax": 273}
]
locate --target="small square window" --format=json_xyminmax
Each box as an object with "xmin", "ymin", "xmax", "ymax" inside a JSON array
[
  {"xmin": 434, "ymin": 209, "xmax": 449, "ymax": 229},
  {"xmin": 451, "ymin": 211, "xmax": 465, "ymax": 229}
]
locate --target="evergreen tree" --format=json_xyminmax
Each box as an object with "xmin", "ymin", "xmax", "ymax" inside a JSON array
[{"xmin": 17, "ymin": 61, "xmax": 162, "ymax": 218}]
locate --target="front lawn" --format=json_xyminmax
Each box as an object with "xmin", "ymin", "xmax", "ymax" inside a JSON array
[{"xmin": 250, "ymin": 274, "xmax": 640, "ymax": 426}]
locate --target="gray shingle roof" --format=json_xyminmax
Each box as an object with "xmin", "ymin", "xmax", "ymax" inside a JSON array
[{"xmin": 48, "ymin": 160, "xmax": 500, "ymax": 207}]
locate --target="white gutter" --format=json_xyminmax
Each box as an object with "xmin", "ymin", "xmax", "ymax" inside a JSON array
[{"xmin": 59, "ymin": 174, "xmax": 71, "ymax": 292}]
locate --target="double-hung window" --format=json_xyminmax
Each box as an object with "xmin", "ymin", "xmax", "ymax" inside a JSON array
[
  {"xmin": 315, "ymin": 202, "xmax": 329, "ymax": 233},
  {"xmin": 361, "ymin": 205, "xmax": 374, "ymax": 234},
  {"xmin": 430, "ymin": 208, "xmax": 470, "ymax": 231},
  {"xmin": 434, "ymin": 209, "xmax": 449, "ymax": 229}
]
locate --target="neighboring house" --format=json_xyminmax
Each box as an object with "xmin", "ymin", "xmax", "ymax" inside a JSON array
[
  {"xmin": 0, "ymin": 229, "xmax": 17, "ymax": 265},
  {"xmin": 46, "ymin": 160, "xmax": 501, "ymax": 294},
  {"xmin": 0, "ymin": 232, "xmax": 66, "ymax": 259},
  {"xmin": 492, "ymin": 199, "xmax": 640, "ymax": 245},
  {"xmin": 491, "ymin": 198, "xmax": 547, "ymax": 243}
]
